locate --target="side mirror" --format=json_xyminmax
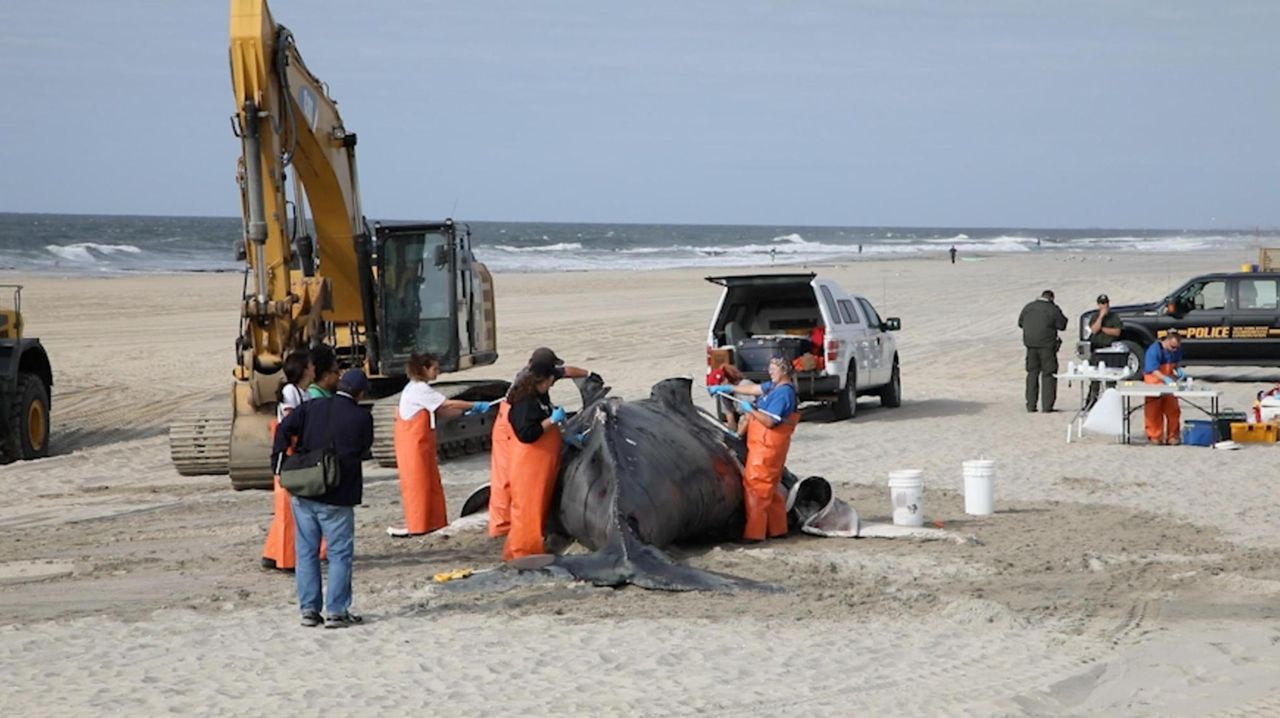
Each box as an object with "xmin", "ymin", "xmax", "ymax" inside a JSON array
[
  {"xmin": 883, "ymin": 317, "xmax": 901, "ymax": 331},
  {"xmin": 433, "ymin": 245, "xmax": 449, "ymax": 268}
]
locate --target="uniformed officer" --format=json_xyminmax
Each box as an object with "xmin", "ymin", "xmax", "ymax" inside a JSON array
[
  {"xmin": 1085, "ymin": 293, "xmax": 1124, "ymax": 408},
  {"xmin": 1018, "ymin": 289, "xmax": 1069, "ymax": 412}
]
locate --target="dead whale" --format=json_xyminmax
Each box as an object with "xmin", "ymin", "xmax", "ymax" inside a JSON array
[{"xmin": 461, "ymin": 376, "xmax": 859, "ymax": 591}]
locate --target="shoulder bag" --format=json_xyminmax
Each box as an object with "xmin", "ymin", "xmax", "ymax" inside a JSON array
[{"xmin": 279, "ymin": 399, "xmax": 342, "ymax": 498}]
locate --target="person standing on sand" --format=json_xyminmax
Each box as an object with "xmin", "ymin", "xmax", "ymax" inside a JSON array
[
  {"xmin": 490, "ymin": 347, "xmax": 589, "ymax": 538},
  {"xmin": 272, "ymin": 368, "xmax": 374, "ymax": 629},
  {"xmin": 1143, "ymin": 330, "xmax": 1185, "ymax": 445},
  {"xmin": 387, "ymin": 352, "xmax": 492, "ymax": 538},
  {"xmin": 949, "ymin": 245, "xmax": 958, "ymax": 264},
  {"xmin": 1084, "ymin": 294, "xmax": 1123, "ymax": 409},
  {"xmin": 262, "ymin": 350, "xmax": 314, "ymax": 572},
  {"xmin": 708, "ymin": 356, "xmax": 800, "ymax": 543},
  {"xmin": 1018, "ymin": 290, "xmax": 1068, "ymax": 413},
  {"xmin": 503, "ymin": 361, "xmax": 567, "ymax": 561}
]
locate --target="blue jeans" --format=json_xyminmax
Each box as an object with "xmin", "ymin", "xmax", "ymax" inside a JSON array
[{"xmin": 291, "ymin": 497, "xmax": 355, "ymax": 617}]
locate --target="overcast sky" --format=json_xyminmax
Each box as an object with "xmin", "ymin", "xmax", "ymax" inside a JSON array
[{"xmin": 1, "ymin": 1, "xmax": 1276, "ymax": 228}]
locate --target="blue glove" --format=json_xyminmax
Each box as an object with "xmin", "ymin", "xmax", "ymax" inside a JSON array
[
  {"xmin": 737, "ymin": 399, "xmax": 754, "ymax": 414},
  {"xmin": 1161, "ymin": 375, "xmax": 1175, "ymax": 386},
  {"xmin": 707, "ymin": 385, "xmax": 735, "ymax": 396},
  {"xmin": 1174, "ymin": 368, "xmax": 1187, "ymax": 380},
  {"xmin": 550, "ymin": 406, "xmax": 567, "ymax": 424},
  {"xmin": 466, "ymin": 400, "xmax": 492, "ymax": 415},
  {"xmin": 563, "ymin": 431, "xmax": 589, "ymax": 447}
]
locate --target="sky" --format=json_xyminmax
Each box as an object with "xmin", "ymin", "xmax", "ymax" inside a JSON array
[{"xmin": 0, "ymin": 1, "xmax": 1276, "ymax": 228}]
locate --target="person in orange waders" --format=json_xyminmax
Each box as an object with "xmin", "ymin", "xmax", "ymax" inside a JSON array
[
  {"xmin": 503, "ymin": 360, "xmax": 568, "ymax": 560},
  {"xmin": 262, "ymin": 350, "xmax": 314, "ymax": 572},
  {"xmin": 387, "ymin": 352, "xmax": 493, "ymax": 537},
  {"xmin": 1142, "ymin": 330, "xmax": 1185, "ymax": 445},
  {"xmin": 709, "ymin": 356, "xmax": 800, "ymax": 542},
  {"xmin": 489, "ymin": 347, "xmax": 589, "ymax": 538}
]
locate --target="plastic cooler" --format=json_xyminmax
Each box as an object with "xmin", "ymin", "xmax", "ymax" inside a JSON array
[{"xmin": 1181, "ymin": 420, "xmax": 1214, "ymax": 447}]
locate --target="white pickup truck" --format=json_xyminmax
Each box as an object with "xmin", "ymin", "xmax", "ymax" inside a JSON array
[{"xmin": 705, "ymin": 273, "xmax": 902, "ymax": 419}]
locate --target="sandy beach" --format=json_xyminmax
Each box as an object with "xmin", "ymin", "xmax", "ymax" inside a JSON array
[{"xmin": 3, "ymin": 250, "xmax": 1280, "ymax": 716}]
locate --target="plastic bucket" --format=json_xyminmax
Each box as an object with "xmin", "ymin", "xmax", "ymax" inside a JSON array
[
  {"xmin": 962, "ymin": 459, "xmax": 996, "ymax": 515},
  {"xmin": 888, "ymin": 469, "xmax": 924, "ymax": 527}
]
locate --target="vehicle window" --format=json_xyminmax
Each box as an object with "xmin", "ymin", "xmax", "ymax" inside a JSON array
[
  {"xmin": 858, "ymin": 299, "xmax": 883, "ymax": 327},
  {"xmin": 1237, "ymin": 279, "xmax": 1279, "ymax": 310},
  {"xmin": 1179, "ymin": 281, "xmax": 1226, "ymax": 312},
  {"xmin": 837, "ymin": 299, "xmax": 860, "ymax": 324},
  {"xmin": 819, "ymin": 286, "xmax": 842, "ymax": 324}
]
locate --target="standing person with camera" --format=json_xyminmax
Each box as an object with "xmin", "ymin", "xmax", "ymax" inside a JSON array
[
  {"xmin": 1018, "ymin": 289, "xmax": 1069, "ymax": 413},
  {"xmin": 1084, "ymin": 293, "xmax": 1124, "ymax": 409},
  {"xmin": 271, "ymin": 368, "xmax": 375, "ymax": 629}
]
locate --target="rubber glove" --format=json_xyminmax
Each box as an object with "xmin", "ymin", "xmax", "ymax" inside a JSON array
[
  {"xmin": 550, "ymin": 406, "xmax": 567, "ymax": 424},
  {"xmin": 707, "ymin": 385, "xmax": 735, "ymax": 396},
  {"xmin": 737, "ymin": 399, "xmax": 754, "ymax": 414},
  {"xmin": 1174, "ymin": 368, "xmax": 1187, "ymax": 380},
  {"xmin": 1161, "ymin": 375, "xmax": 1175, "ymax": 386},
  {"xmin": 563, "ymin": 431, "xmax": 589, "ymax": 447},
  {"xmin": 465, "ymin": 400, "xmax": 492, "ymax": 415}
]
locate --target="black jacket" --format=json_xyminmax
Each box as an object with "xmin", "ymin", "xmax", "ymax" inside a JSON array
[
  {"xmin": 509, "ymin": 392, "xmax": 553, "ymax": 444},
  {"xmin": 271, "ymin": 394, "xmax": 374, "ymax": 506},
  {"xmin": 1018, "ymin": 298, "xmax": 1068, "ymax": 349}
]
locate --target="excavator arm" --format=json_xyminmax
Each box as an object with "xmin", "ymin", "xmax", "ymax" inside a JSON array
[{"xmin": 229, "ymin": 0, "xmax": 370, "ymax": 382}]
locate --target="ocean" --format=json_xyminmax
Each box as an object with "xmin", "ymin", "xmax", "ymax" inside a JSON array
[{"xmin": 0, "ymin": 212, "xmax": 1271, "ymax": 276}]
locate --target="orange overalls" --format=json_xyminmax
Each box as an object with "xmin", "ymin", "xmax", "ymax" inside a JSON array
[
  {"xmin": 743, "ymin": 411, "xmax": 800, "ymax": 541},
  {"xmin": 488, "ymin": 402, "xmax": 514, "ymax": 537},
  {"xmin": 394, "ymin": 407, "xmax": 448, "ymax": 534},
  {"xmin": 503, "ymin": 422, "xmax": 562, "ymax": 561},
  {"xmin": 1143, "ymin": 361, "xmax": 1181, "ymax": 444},
  {"xmin": 262, "ymin": 419, "xmax": 324, "ymax": 568}
]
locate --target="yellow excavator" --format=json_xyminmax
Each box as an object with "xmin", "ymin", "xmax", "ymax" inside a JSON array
[{"xmin": 170, "ymin": 0, "xmax": 506, "ymax": 489}]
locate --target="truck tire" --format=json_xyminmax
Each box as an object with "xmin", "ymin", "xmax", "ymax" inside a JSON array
[
  {"xmin": 879, "ymin": 358, "xmax": 902, "ymax": 408},
  {"xmin": 7, "ymin": 373, "xmax": 50, "ymax": 461},
  {"xmin": 1121, "ymin": 340, "xmax": 1146, "ymax": 378},
  {"xmin": 831, "ymin": 367, "xmax": 857, "ymax": 420}
]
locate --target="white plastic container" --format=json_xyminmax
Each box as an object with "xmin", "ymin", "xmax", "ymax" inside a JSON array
[
  {"xmin": 888, "ymin": 469, "xmax": 924, "ymax": 527},
  {"xmin": 962, "ymin": 459, "xmax": 996, "ymax": 516},
  {"xmin": 1259, "ymin": 397, "xmax": 1280, "ymax": 424}
]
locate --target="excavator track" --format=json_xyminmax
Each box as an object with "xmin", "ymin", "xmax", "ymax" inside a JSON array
[
  {"xmin": 168, "ymin": 397, "xmax": 233, "ymax": 476},
  {"xmin": 372, "ymin": 379, "xmax": 508, "ymax": 468}
]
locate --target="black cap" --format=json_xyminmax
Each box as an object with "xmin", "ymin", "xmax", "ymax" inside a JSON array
[
  {"xmin": 529, "ymin": 347, "xmax": 564, "ymax": 366},
  {"xmin": 1096, "ymin": 294, "xmax": 1110, "ymax": 304},
  {"xmin": 527, "ymin": 360, "xmax": 557, "ymax": 379},
  {"xmin": 337, "ymin": 368, "xmax": 370, "ymax": 395}
]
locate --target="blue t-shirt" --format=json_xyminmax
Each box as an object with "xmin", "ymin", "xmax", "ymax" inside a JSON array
[
  {"xmin": 756, "ymin": 381, "xmax": 799, "ymax": 421},
  {"xmin": 1143, "ymin": 342, "xmax": 1183, "ymax": 374}
]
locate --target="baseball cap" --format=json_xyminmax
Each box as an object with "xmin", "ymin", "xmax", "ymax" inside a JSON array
[
  {"xmin": 527, "ymin": 360, "xmax": 557, "ymax": 379},
  {"xmin": 1096, "ymin": 294, "xmax": 1110, "ymax": 304},
  {"xmin": 529, "ymin": 347, "xmax": 564, "ymax": 366},
  {"xmin": 337, "ymin": 368, "xmax": 370, "ymax": 395}
]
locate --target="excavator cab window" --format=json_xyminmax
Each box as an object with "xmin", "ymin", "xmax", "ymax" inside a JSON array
[{"xmin": 376, "ymin": 224, "xmax": 459, "ymax": 370}]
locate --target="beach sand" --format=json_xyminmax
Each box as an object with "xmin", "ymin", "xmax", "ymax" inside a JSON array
[{"xmin": 3, "ymin": 250, "xmax": 1280, "ymax": 715}]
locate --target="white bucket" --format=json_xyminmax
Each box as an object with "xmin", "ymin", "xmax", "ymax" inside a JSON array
[
  {"xmin": 962, "ymin": 459, "xmax": 996, "ymax": 516},
  {"xmin": 888, "ymin": 469, "xmax": 924, "ymax": 527}
]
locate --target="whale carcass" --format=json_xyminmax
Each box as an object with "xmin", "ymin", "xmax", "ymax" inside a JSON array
[{"xmin": 461, "ymin": 375, "xmax": 858, "ymax": 591}]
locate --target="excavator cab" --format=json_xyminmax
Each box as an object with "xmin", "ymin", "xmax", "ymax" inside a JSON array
[{"xmin": 374, "ymin": 220, "xmax": 497, "ymax": 376}]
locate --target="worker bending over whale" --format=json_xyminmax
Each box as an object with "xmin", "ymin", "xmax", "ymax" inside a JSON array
[{"xmin": 709, "ymin": 356, "xmax": 800, "ymax": 542}]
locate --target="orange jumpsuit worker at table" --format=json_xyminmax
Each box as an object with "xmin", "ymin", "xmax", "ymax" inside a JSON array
[
  {"xmin": 489, "ymin": 347, "xmax": 588, "ymax": 538},
  {"xmin": 387, "ymin": 352, "xmax": 491, "ymax": 537},
  {"xmin": 709, "ymin": 356, "xmax": 801, "ymax": 542},
  {"xmin": 503, "ymin": 361, "xmax": 567, "ymax": 560},
  {"xmin": 1143, "ymin": 330, "xmax": 1185, "ymax": 446}
]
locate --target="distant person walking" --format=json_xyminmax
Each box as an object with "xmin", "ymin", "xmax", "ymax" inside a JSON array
[
  {"xmin": 272, "ymin": 368, "xmax": 375, "ymax": 629},
  {"xmin": 949, "ymin": 245, "xmax": 958, "ymax": 264},
  {"xmin": 1018, "ymin": 290, "xmax": 1068, "ymax": 413}
]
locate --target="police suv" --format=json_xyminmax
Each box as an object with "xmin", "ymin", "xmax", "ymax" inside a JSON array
[
  {"xmin": 705, "ymin": 273, "xmax": 902, "ymax": 419},
  {"xmin": 1079, "ymin": 271, "xmax": 1280, "ymax": 372}
]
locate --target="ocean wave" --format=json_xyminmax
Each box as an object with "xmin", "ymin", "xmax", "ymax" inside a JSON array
[
  {"xmin": 44, "ymin": 242, "xmax": 143, "ymax": 263},
  {"xmin": 492, "ymin": 242, "xmax": 584, "ymax": 253}
]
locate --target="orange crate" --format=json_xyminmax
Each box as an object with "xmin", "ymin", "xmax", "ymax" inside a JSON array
[{"xmin": 1230, "ymin": 422, "xmax": 1279, "ymax": 443}]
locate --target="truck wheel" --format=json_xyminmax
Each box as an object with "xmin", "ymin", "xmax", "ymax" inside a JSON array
[
  {"xmin": 832, "ymin": 367, "xmax": 857, "ymax": 420},
  {"xmin": 1121, "ymin": 340, "xmax": 1145, "ymax": 378},
  {"xmin": 879, "ymin": 359, "xmax": 902, "ymax": 408},
  {"xmin": 8, "ymin": 373, "xmax": 50, "ymax": 461}
]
